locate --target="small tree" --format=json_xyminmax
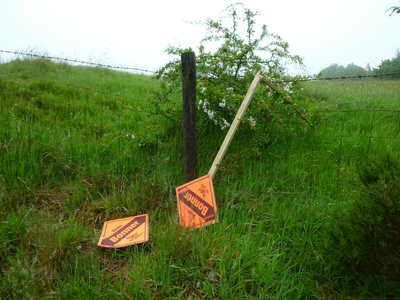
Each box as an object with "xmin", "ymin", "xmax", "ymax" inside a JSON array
[{"xmin": 154, "ymin": 3, "xmax": 322, "ymax": 143}]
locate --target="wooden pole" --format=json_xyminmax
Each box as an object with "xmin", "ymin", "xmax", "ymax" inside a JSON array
[
  {"xmin": 181, "ymin": 52, "xmax": 198, "ymax": 183},
  {"xmin": 208, "ymin": 72, "xmax": 261, "ymax": 180}
]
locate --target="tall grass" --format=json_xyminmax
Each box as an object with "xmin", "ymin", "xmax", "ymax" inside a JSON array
[{"xmin": 1, "ymin": 57, "xmax": 399, "ymax": 299}]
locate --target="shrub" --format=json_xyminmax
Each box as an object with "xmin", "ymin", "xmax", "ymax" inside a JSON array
[
  {"xmin": 324, "ymin": 153, "xmax": 400, "ymax": 283},
  {"xmin": 153, "ymin": 3, "xmax": 322, "ymax": 141}
]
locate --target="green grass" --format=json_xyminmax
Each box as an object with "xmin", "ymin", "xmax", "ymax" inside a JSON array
[{"xmin": 1, "ymin": 57, "xmax": 400, "ymax": 299}]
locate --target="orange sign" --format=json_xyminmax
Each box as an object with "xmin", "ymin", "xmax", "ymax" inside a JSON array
[
  {"xmin": 176, "ymin": 174, "xmax": 217, "ymax": 228},
  {"xmin": 98, "ymin": 214, "xmax": 149, "ymax": 248}
]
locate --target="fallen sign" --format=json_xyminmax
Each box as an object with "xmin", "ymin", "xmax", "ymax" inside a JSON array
[
  {"xmin": 176, "ymin": 174, "xmax": 217, "ymax": 229},
  {"xmin": 98, "ymin": 214, "xmax": 149, "ymax": 248},
  {"xmin": 176, "ymin": 71, "xmax": 261, "ymax": 229}
]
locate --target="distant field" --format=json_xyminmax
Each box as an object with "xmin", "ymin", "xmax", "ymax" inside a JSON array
[{"xmin": 1, "ymin": 58, "xmax": 399, "ymax": 299}]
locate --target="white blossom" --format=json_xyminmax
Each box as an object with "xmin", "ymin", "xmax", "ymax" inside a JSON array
[
  {"xmin": 276, "ymin": 48, "xmax": 284, "ymax": 57},
  {"xmin": 283, "ymin": 82, "xmax": 293, "ymax": 94},
  {"xmin": 249, "ymin": 116, "xmax": 256, "ymax": 127},
  {"xmin": 207, "ymin": 109, "xmax": 215, "ymax": 119},
  {"xmin": 221, "ymin": 118, "xmax": 230, "ymax": 130}
]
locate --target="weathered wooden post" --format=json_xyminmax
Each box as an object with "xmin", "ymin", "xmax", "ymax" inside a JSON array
[{"xmin": 181, "ymin": 52, "xmax": 198, "ymax": 183}]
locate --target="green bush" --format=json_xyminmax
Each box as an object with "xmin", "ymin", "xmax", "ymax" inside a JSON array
[
  {"xmin": 324, "ymin": 154, "xmax": 400, "ymax": 283},
  {"xmin": 153, "ymin": 3, "xmax": 322, "ymax": 139}
]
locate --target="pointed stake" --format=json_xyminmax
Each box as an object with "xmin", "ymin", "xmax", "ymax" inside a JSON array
[{"xmin": 208, "ymin": 72, "xmax": 262, "ymax": 180}]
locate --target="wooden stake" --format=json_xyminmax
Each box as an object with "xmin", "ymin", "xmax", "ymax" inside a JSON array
[{"xmin": 208, "ymin": 72, "xmax": 261, "ymax": 180}]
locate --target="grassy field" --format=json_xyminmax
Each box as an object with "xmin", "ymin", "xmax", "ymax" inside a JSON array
[{"xmin": 1, "ymin": 58, "xmax": 400, "ymax": 299}]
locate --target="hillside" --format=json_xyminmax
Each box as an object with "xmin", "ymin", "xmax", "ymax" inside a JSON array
[{"xmin": 1, "ymin": 58, "xmax": 400, "ymax": 299}]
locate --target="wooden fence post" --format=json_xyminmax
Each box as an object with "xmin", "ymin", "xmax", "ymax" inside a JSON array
[{"xmin": 181, "ymin": 52, "xmax": 198, "ymax": 183}]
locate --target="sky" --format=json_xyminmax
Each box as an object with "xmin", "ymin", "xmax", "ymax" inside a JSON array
[{"xmin": 1, "ymin": 0, "xmax": 399, "ymax": 76}]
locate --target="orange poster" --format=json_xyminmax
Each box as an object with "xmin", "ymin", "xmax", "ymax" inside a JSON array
[
  {"xmin": 176, "ymin": 174, "xmax": 217, "ymax": 228},
  {"xmin": 98, "ymin": 214, "xmax": 149, "ymax": 248}
]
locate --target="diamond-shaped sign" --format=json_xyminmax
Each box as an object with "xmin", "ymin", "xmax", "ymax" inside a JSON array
[
  {"xmin": 98, "ymin": 214, "xmax": 149, "ymax": 248},
  {"xmin": 176, "ymin": 175, "xmax": 217, "ymax": 228}
]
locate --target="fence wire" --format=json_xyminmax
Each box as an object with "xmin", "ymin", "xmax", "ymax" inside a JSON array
[
  {"xmin": 200, "ymin": 108, "xmax": 400, "ymax": 201},
  {"xmin": 1, "ymin": 51, "xmax": 400, "ymax": 202},
  {"xmin": 0, "ymin": 49, "xmax": 159, "ymax": 75},
  {"xmin": 2, "ymin": 49, "xmax": 400, "ymax": 84},
  {"xmin": 0, "ymin": 61, "xmax": 185, "ymax": 186}
]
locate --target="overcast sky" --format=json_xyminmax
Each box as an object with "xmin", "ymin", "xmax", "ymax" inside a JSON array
[{"xmin": 1, "ymin": 0, "xmax": 399, "ymax": 75}]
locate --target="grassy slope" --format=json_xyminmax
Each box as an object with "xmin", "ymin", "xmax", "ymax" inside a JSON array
[{"xmin": 1, "ymin": 58, "xmax": 399, "ymax": 299}]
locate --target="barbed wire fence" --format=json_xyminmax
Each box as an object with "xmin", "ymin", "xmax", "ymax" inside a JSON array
[
  {"xmin": 0, "ymin": 49, "xmax": 159, "ymax": 75},
  {"xmin": 3, "ymin": 49, "xmax": 399, "ymax": 82},
  {"xmin": 1, "ymin": 49, "xmax": 399, "ymax": 203},
  {"xmin": 0, "ymin": 51, "xmax": 186, "ymax": 190},
  {"xmin": 201, "ymin": 108, "xmax": 400, "ymax": 202}
]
